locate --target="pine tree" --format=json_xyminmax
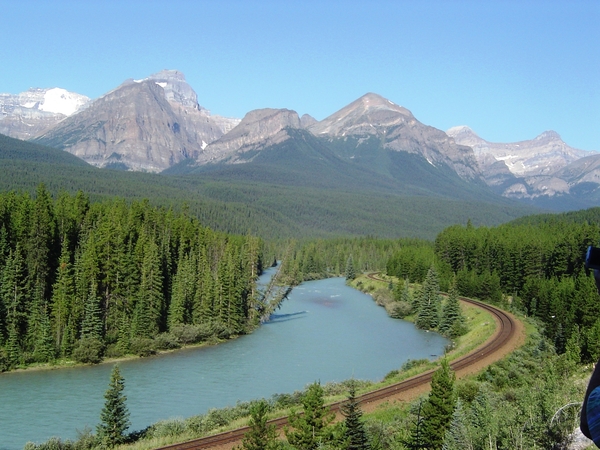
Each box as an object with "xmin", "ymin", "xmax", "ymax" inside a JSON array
[
  {"xmin": 341, "ymin": 382, "xmax": 370, "ymax": 450},
  {"xmin": 441, "ymin": 399, "xmax": 473, "ymax": 450},
  {"xmin": 345, "ymin": 255, "xmax": 356, "ymax": 281},
  {"xmin": 33, "ymin": 307, "xmax": 55, "ymax": 362},
  {"xmin": 168, "ymin": 250, "xmax": 196, "ymax": 328},
  {"xmin": 439, "ymin": 278, "xmax": 465, "ymax": 338},
  {"xmin": 392, "ymin": 279, "xmax": 405, "ymax": 302},
  {"xmin": 133, "ymin": 237, "xmax": 163, "ymax": 338},
  {"xmin": 97, "ymin": 364, "xmax": 130, "ymax": 447},
  {"xmin": 1, "ymin": 246, "xmax": 28, "ymax": 362},
  {"xmin": 285, "ymin": 382, "xmax": 336, "ymax": 450},
  {"xmin": 405, "ymin": 399, "xmax": 426, "ymax": 450},
  {"xmin": 240, "ymin": 400, "xmax": 281, "ymax": 450},
  {"xmin": 51, "ymin": 238, "xmax": 75, "ymax": 356},
  {"xmin": 81, "ymin": 282, "xmax": 103, "ymax": 341},
  {"xmin": 415, "ymin": 266, "xmax": 441, "ymax": 330},
  {"xmin": 421, "ymin": 359, "xmax": 456, "ymax": 450}
]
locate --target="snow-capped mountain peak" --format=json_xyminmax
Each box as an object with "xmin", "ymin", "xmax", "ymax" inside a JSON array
[{"xmin": 38, "ymin": 88, "xmax": 90, "ymax": 116}]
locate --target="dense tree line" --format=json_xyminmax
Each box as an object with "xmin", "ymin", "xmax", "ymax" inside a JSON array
[
  {"xmin": 431, "ymin": 216, "xmax": 600, "ymax": 362},
  {"xmin": 278, "ymin": 238, "xmax": 423, "ymax": 284},
  {"xmin": 0, "ymin": 186, "xmax": 263, "ymax": 370}
]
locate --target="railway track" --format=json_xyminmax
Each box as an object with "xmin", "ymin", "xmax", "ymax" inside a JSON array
[{"xmin": 158, "ymin": 278, "xmax": 518, "ymax": 450}]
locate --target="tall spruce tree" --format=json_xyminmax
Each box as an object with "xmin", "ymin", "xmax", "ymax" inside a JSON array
[
  {"xmin": 415, "ymin": 266, "xmax": 441, "ymax": 330},
  {"xmin": 341, "ymin": 382, "xmax": 370, "ymax": 450},
  {"xmin": 439, "ymin": 278, "xmax": 465, "ymax": 338},
  {"xmin": 345, "ymin": 256, "xmax": 356, "ymax": 281},
  {"xmin": 240, "ymin": 400, "xmax": 281, "ymax": 450},
  {"xmin": 406, "ymin": 399, "xmax": 426, "ymax": 450},
  {"xmin": 97, "ymin": 364, "xmax": 130, "ymax": 447},
  {"xmin": 51, "ymin": 238, "xmax": 75, "ymax": 356},
  {"xmin": 441, "ymin": 399, "xmax": 473, "ymax": 450},
  {"xmin": 285, "ymin": 382, "xmax": 336, "ymax": 450},
  {"xmin": 421, "ymin": 359, "xmax": 456, "ymax": 450}
]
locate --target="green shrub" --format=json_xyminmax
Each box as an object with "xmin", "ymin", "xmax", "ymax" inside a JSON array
[
  {"xmin": 129, "ymin": 338, "xmax": 157, "ymax": 357},
  {"xmin": 170, "ymin": 323, "xmax": 216, "ymax": 344},
  {"xmin": 104, "ymin": 344, "xmax": 124, "ymax": 358},
  {"xmin": 72, "ymin": 338, "xmax": 104, "ymax": 364},
  {"xmin": 386, "ymin": 301, "xmax": 413, "ymax": 319},
  {"xmin": 150, "ymin": 418, "xmax": 187, "ymax": 438},
  {"xmin": 155, "ymin": 333, "xmax": 181, "ymax": 350},
  {"xmin": 401, "ymin": 358, "xmax": 429, "ymax": 371}
]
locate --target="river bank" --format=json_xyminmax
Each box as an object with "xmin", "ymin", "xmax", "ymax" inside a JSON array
[{"xmin": 4, "ymin": 275, "xmax": 449, "ymax": 449}]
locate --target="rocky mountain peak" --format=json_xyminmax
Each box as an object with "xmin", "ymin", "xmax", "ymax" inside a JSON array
[
  {"xmin": 309, "ymin": 92, "xmax": 414, "ymax": 137},
  {"xmin": 447, "ymin": 126, "xmax": 483, "ymax": 145},
  {"xmin": 0, "ymin": 87, "xmax": 90, "ymax": 140},
  {"xmin": 196, "ymin": 108, "xmax": 302, "ymax": 164},
  {"xmin": 128, "ymin": 69, "xmax": 201, "ymax": 110},
  {"xmin": 300, "ymin": 113, "xmax": 318, "ymax": 129},
  {"xmin": 534, "ymin": 130, "xmax": 562, "ymax": 141},
  {"xmin": 34, "ymin": 76, "xmax": 237, "ymax": 172},
  {"xmin": 450, "ymin": 127, "xmax": 590, "ymax": 178}
]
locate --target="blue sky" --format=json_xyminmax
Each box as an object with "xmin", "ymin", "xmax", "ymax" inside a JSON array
[{"xmin": 1, "ymin": 0, "xmax": 598, "ymax": 150}]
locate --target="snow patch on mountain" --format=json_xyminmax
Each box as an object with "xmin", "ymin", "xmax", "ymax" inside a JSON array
[{"xmin": 39, "ymin": 88, "xmax": 89, "ymax": 115}]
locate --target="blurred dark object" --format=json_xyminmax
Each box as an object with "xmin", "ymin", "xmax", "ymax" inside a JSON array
[{"xmin": 586, "ymin": 246, "xmax": 600, "ymax": 271}]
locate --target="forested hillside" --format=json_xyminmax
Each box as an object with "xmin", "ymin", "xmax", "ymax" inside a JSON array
[
  {"xmin": 0, "ymin": 186, "xmax": 263, "ymax": 371},
  {"xmin": 0, "ymin": 132, "xmax": 537, "ymax": 240},
  {"xmin": 380, "ymin": 211, "xmax": 600, "ymax": 364}
]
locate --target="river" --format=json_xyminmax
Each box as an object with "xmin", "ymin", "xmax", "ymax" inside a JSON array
[{"xmin": 0, "ymin": 269, "xmax": 448, "ymax": 449}]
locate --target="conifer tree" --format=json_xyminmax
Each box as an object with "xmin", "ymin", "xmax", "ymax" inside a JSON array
[
  {"xmin": 285, "ymin": 382, "xmax": 336, "ymax": 450},
  {"xmin": 439, "ymin": 278, "xmax": 465, "ymax": 338},
  {"xmin": 405, "ymin": 399, "xmax": 426, "ymax": 450},
  {"xmin": 97, "ymin": 364, "xmax": 130, "ymax": 447},
  {"xmin": 6, "ymin": 324, "xmax": 21, "ymax": 368},
  {"xmin": 341, "ymin": 382, "xmax": 370, "ymax": 450},
  {"xmin": 51, "ymin": 239, "xmax": 75, "ymax": 355},
  {"xmin": 81, "ymin": 282, "xmax": 103, "ymax": 341},
  {"xmin": 441, "ymin": 399, "xmax": 473, "ymax": 450},
  {"xmin": 168, "ymin": 250, "xmax": 196, "ymax": 327},
  {"xmin": 392, "ymin": 278, "xmax": 404, "ymax": 302},
  {"xmin": 240, "ymin": 400, "xmax": 280, "ymax": 450},
  {"xmin": 421, "ymin": 359, "xmax": 456, "ymax": 450},
  {"xmin": 33, "ymin": 307, "xmax": 55, "ymax": 362},
  {"xmin": 415, "ymin": 266, "xmax": 441, "ymax": 330},
  {"xmin": 1, "ymin": 246, "xmax": 27, "ymax": 358},
  {"xmin": 345, "ymin": 255, "xmax": 356, "ymax": 281},
  {"xmin": 134, "ymin": 237, "xmax": 163, "ymax": 338}
]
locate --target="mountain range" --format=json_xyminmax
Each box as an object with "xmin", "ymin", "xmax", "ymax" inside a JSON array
[{"xmin": 1, "ymin": 69, "xmax": 598, "ymax": 211}]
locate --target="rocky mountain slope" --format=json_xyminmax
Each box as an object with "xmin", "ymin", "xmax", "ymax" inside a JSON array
[
  {"xmin": 448, "ymin": 126, "xmax": 596, "ymax": 201},
  {"xmin": 32, "ymin": 70, "xmax": 239, "ymax": 172},
  {"xmin": 0, "ymin": 88, "xmax": 89, "ymax": 140},
  {"xmin": 308, "ymin": 93, "xmax": 483, "ymax": 183},
  {"xmin": 2, "ymin": 71, "xmax": 598, "ymax": 210},
  {"xmin": 196, "ymin": 108, "xmax": 303, "ymax": 164}
]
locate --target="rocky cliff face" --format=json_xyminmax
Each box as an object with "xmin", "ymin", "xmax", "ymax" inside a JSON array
[
  {"xmin": 448, "ymin": 126, "xmax": 595, "ymax": 199},
  {"xmin": 197, "ymin": 108, "xmax": 302, "ymax": 164},
  {"xmin": 448, "ymin": 126, "xmax": 589, "ymax": 177},
  {"xmin": 33, "ymin": 71, "xmax": 239, "ymax": 172},
  {"xmin": 0, "ymin": 88, "xmax": 90, "ymax": 139},
  {"xmin": 308, "ymin": 93, "xmax": 483, "ymax": 182}
]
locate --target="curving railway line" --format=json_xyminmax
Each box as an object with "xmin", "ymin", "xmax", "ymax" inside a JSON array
[{"xmin": 157, "ymin": 278, "xmax": 521, "ymax": 450}]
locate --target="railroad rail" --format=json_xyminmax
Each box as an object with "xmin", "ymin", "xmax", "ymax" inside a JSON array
[{"xmin": 158, "ymin": 278, "xmax": 518, "ymax": 450}]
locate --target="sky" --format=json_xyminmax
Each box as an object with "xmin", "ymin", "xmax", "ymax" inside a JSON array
[{"xmin": 1, "ymin": 0, "xmax": 598, "ymax": 151}]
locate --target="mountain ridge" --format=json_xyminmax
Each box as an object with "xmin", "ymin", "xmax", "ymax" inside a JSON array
[{"xmin": 1, "ymin": 70, "xmax": 598, "ymax": 211}]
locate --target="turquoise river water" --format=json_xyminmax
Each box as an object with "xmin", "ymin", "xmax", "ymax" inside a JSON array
[{"xmin": 0, "ymin": 268, "xmax": 447, "ymax": 449}]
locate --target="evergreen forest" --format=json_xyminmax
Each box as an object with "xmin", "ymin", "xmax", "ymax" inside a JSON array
[
  {"xmin": 0, "ymin": 133, "xmax": 536, "ymax": 241},
  {"xmin": 0, "ymin": 186, "xmax": 263, "ymax": 370}
]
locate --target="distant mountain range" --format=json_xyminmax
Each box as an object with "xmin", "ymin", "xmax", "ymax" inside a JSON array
[{"xmin": 0, "ymin": 69, "xmax": 598, "ymax": 211}]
